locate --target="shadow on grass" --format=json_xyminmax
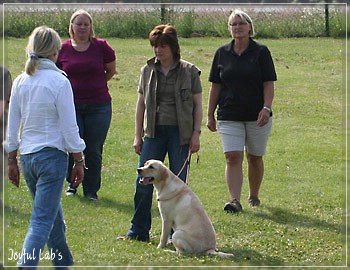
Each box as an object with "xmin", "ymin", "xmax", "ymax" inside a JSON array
[
  {"xmin": 232, "ymin": 247, "xmax": 285, "ymax": 266},
  {"xmin": 73, "ymin": 193, "xmax": 162, "ymax": 219},
  {"xmin": 3, "ymin": 204, "xmax": 31, "ymax": 222},
  {"xmin": 253, "ymin": 205, "xmax": 344, "ymax": 234},
  {"xmin": 146, "ymin": 237, "xmax": 284, "ymax": 266},
  {"xmin": 75, "ymin": 194, "xmax": 133, "ymax": 213}
]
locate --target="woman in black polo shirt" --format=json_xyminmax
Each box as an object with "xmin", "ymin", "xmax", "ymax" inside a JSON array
[{"xmin": 207, "ymin": 10, "xmax": 277, "ymax": 213}]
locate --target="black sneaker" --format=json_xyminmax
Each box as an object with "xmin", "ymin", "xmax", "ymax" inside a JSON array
[
  {"xmin": 116, "ymin": 234, "xmax": 149, "ymax": 242},
  {"xmin": 224, "ymin": 199, "xmax": 243, "ymax": 213},
  {"xmin": 84, "ymin": 193, "xmax": 98, "ymax": 201},
  {"xmin": 66, "ymin": 186, "xmax": 77, "ymax": 196}
]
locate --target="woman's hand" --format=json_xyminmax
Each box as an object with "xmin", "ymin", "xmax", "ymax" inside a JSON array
[
  {"xmin": 70, "ymin": 163, "xmax": 84, "ymax": 188},
  {"xmin": 257, "ymin": 108, "xmax": 270, "ymax": 127},
  {"xmin": 190, "ymin": 131, "xmax": 200, "ymax": 153},
  {"xmin": 8, "ymin": 159, "xmax": 20, "ymax": 188},
  {"xmin": 206, "ymin": 116, "xmax": 217, "ymax": 132},
  {"xmin": 133, "ymin": 136, "xmax": 143, "ymax": 155}
]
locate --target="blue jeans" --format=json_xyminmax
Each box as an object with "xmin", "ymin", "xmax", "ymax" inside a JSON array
[
  {"xmin": 19, "ymin": 148, "xmax": 73, "ymax": 269},
  {"xmin": 127, "ymin": 125, "xmax": 190, "ymax": 239},
  {"xmin": 67, "ymin": 102, "xmax": 112, "ymax": 196}
]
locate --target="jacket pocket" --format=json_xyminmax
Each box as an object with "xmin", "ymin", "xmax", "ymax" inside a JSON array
[{"xmin": 180, "ymin": 88, "xmax": 192, "ymax": 101}]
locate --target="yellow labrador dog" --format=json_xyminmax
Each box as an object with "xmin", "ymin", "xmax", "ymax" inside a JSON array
[{"xmin": 138, "ymin": 159, "xmax": 234, "ymax": 259}]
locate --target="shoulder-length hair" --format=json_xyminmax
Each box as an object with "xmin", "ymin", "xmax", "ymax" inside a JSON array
[{"xmin": 68, "ymin": 9, "xmax": 95, "ymax": 41}]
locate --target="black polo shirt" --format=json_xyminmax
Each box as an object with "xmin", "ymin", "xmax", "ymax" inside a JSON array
[{"xmin": 209, "ymin": 38, "xmax": 277, "ymax": 121}]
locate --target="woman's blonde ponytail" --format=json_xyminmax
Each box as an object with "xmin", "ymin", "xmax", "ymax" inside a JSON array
[{"xmin": 24, "ymin": 26, "xmax": 62, "ymax": 76}]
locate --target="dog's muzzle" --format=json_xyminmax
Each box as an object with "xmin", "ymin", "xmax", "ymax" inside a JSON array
[
  {"xmin": 139, "ymin": 177, "xmax": 154, "ymax": 185},
  {"xmin": 137, "ymin": 168, "xmax": 154, "ymax": 185}
]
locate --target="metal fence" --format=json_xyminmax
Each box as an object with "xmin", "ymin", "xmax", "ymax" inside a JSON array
[
  {"xmin": 157, "ymin": 3, "xmax": 346, "ymax": 38},
  {"xmin": 3, "ymin": 3, "xmax": 348, "ymax": 38}
]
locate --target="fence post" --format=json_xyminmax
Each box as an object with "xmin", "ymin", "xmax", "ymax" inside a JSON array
[
  {"xmin": 325, "ymin": 0, "xmax": 330, "ymax": 37},
  {"xmin": 161, "ymin": 3, "xmax": 165, "ymax": 24}
]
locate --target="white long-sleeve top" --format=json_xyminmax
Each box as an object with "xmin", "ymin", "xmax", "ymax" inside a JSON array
[{"xmin": 4, "ymin": 61, "xmax": 85, "ymax": 155}]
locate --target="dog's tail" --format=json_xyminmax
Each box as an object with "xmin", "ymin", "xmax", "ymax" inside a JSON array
[{"xmin": 207, "ymin": 250, "xmax": 235, "ymax": 259}]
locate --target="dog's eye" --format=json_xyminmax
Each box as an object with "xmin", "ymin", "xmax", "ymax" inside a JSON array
[{"xmin": 149, "ymin": 165, "xmax": 154, "ymax": 169}]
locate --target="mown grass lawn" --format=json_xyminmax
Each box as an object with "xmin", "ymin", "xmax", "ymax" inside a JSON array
[{"xmin": 2, "ymin": 37, "xmax": 347, "ymax": 269}]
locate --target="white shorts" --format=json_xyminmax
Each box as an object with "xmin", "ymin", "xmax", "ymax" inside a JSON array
[{"xmin": 217, "ymin": 119, "xmax": 272, "ymax": 156}]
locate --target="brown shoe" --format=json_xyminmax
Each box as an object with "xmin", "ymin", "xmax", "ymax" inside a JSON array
[
  {"xmin": 248, "ymin": 196, "xmax": 260, "ymax": 207},
  {"xmin": 224, "ymin": 199, "xmax": 243, "ymax": 213}
]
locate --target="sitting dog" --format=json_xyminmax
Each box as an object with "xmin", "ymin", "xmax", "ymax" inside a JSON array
[{"xmin": 138, "ymin": 159, "xmax": 234, "ymax": 259}]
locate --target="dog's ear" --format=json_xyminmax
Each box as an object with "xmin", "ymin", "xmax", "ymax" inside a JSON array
[{"xmin": 159, "ymin": 164, "xmax": 169, "ymax": 181}]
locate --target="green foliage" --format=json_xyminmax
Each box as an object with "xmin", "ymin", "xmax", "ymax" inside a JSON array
[
  {"xmin": 4, "ymin": 9, "xmax": 72, "ymax": 38},
  {"xmin": 2, "ymin": 37, "xmax": 346, "ymax": 268},
  {"xmin": 93, "ymin": 10, "xmax": 162, "ymax": 39},
  {"xmin": 329, "ymin": 7, "xmax": 348, "ymax": 37},
  {"xmin": 173, "ymin": 11, "xmax": 195, "ymax": 38},
  {"xmin": 3, "ymin": 5, "xmax": 348, "ymax": 39}
]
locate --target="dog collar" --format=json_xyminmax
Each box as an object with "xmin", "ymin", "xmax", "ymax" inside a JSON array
[{"xmin": 157, "ymin": 185, "xmax": 187, "ymax": 202}]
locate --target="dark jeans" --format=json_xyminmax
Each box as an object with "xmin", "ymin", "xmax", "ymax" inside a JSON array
[
  {"xmin": 127, "ymin": 125, "xmax": 189, "ymax": 239},
  {"xmin": 66, "ymin": 102, "xmax": 112, "ymax": 196}
]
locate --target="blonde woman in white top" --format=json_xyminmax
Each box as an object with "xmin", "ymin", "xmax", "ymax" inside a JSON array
[{"xmin": 5, "ymin": 26, "xmax": 85, "ymax": 269}]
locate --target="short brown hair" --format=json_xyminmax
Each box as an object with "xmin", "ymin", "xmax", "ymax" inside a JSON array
[
  {"xmin": 149, "ymin": 24, "xmax": 180, "ymax": 61},
  {"xmin": 228, "ymin": 10, "xmax": 255, "ymax": 37}
]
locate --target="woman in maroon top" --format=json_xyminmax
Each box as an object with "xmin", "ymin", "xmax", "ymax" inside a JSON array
[{"xmin": 57, "ymin": 9, "xmax": 116, "ymax": 200}]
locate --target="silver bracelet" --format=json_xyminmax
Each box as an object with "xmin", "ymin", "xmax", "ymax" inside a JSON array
[
  {"xmin": 73, "ymin": 158, "xmax": 88, "ymax": 169},
  {"xmin": 263, "ymin": 106, "xmax": 271, "ymax": 112},
  {"xmin": 73, "ymin": 158, "xmax": 84, "ymax": 164}
]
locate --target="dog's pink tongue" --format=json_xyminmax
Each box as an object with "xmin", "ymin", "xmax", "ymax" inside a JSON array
[{"xmin": 140, "ymin": 177, "xmax": 150, "ymax": 185}]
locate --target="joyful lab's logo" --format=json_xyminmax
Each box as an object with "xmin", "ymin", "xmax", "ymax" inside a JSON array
[{"xmin": 8, "ymin": 248, "xmax": 63, "ymax": 263}]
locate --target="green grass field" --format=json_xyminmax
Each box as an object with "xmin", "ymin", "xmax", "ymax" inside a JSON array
[{"xmin": 2, "ymin": 37, "xmax": 347, "ymax": 269}]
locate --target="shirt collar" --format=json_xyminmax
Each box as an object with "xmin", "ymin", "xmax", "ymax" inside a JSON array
[
  {"xmin": 147, "ymin": 57, "xmax": 180, "ymax": 71},
  {"xmin": 224, "ymin": 38, "xmax": 257, "ymax": 55}
]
